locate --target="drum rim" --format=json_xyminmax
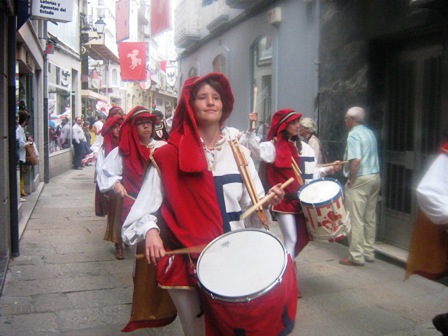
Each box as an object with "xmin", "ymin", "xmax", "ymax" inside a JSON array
[
  {"xmin": 298, "ymin": 177, "xmax": 343, "ymax": 206},
  {"xmin": 196, "ymin": 228, "xmax": 288, "ymax": 302}
]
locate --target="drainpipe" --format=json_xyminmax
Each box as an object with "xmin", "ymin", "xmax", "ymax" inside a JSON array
[
  {"xmin": 8, "ymin": 16, "xmax": 19, "ymax": 258},
  {"xmin": 43, "ymin": 23, "xmax": 50, "ymax": 183}
]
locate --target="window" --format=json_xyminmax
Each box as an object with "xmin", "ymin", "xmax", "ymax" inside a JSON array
[
  {"xmin": 188, "ymin": 67, "xmax": 198, "ymax": 78},
  {"xmin": 213, "ymin": 54, "xmax": 226, "ymax": 74},
  {"xmin": 252, "ymin": 35, "xmax": 273, "ymax": 140}
]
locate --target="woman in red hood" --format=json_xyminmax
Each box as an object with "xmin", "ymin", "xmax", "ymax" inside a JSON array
[
  {"xmin": 95, "ymin": 115, "xmax": 124, "ymax": 255},
  {"xmin": 121, "ymin": 73, "xmax": 293, "ymax": 336},
  {"xmin": 240, "ymin": 109, "xmax": 340, "ymax": 299},
  {"xmin": 97, "ymin": 106, "xmax": 165, "ymax": 257},
  {"xmin": 242, "ymin": 109, "xmax": 313, "ymax": 257}
]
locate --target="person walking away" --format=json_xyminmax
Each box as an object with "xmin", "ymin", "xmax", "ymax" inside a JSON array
[
  {"xmin": 121, "ymin": 73, "xmax": 293, "ymax": 336},
  {"xmin": 339, "ymin": 106, "xmax": 381, "ymax": 266}
]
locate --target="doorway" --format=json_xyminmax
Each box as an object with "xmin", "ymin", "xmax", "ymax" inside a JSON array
[{"xmin": 381, "ymin": 45, "xmax": 442, "ymax": 249}]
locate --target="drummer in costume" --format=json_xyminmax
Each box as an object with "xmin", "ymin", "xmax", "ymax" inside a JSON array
[
  {"xmin": 122, "ymin": 73, "xmax": 294, "ymax": 336},
  {"xmin": 98, "ymin": 106, "xmax": 176, "ymax": 330},
  {"xmin": 93, "ymin": 107, "xmax": 125, "ymax": 218},
  {"xmin": 95, "ymin": 115, "xmax": 124, "ymax": 258},
  {"xmin": 241, "ymin": 109, "xmax": 317, "ymax": 257}
]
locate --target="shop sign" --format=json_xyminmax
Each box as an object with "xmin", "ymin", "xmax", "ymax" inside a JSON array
[{"xmin": 31, "ymin": 0, "xmax": 73, "ymax": 23}]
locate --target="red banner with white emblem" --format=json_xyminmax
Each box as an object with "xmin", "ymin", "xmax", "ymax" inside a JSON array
[{"xmin": 118, "ymin": 42, "xmax": 147, "ymax": 81}]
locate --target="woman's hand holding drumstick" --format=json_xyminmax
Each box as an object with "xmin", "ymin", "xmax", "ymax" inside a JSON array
[
  {"xmin": 136, "ymin": 244, "xmax": 208, "ymax": 261},
  {"xmin": 113, "ymin": 181, "xmax": 129, "ymax": 198},
  {"xmin": 144, "ymin": 228, "xmax": 166, "ymax": 265},
  {"xmin": 248, "ymin": 112, "xmax": 258, "ymax": 132},
  {"xmin": 240, "ymin": 177, "xmax": 294, "ymax": 220}
]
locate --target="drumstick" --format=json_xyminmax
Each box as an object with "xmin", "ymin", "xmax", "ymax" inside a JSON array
[
  {"xmin": 317, "ymin": 160, "xmax": 349, "ymax": 167},
  {"xmin": 135, "ymin": 244, "xmax": 208, "ymax": 260},
  {"xmin": 250, "ymin": 86, "xmax": 258, "ymax": 130},
  {"xmin": 125, "ymin": 194, "xmax": 136, "ymax": 201},
  {"xmin": 240, "ymin": 177, "xmax": 294, "ymax": 221},
  {"xmin": 291, "ymin": 160, "xmax": 304, "ymax": 186}
]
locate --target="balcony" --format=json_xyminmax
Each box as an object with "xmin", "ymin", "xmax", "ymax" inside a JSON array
[
  {"xmin": 174, "ymin": 0, "xmax": 201, "ymax": 48},
  {"xmin": 205, "ymin": 0, "xmax": 230, "ymax": 32},
  {"xmin": 83, "ymin": 31, "xmax": 119, "ymax": 63}
]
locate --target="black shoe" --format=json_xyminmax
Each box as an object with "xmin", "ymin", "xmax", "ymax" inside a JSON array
[{"xmin": 433, "ymin": 313, "xmax": 448, "ymax": 336}]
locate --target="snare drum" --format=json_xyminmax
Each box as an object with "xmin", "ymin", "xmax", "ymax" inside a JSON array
[
  {"xmin": 196, "ymin": 229, "xmax": 297, "ymax": 336},
  {"xmin": 298, "ymin": 178, "xmax": 351, "ymax": 242}
]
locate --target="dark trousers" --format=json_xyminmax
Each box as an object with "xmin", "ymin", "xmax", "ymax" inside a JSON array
[{"xmin": 73, "ymin": 141, "xmax": 83, "ymax": 168}]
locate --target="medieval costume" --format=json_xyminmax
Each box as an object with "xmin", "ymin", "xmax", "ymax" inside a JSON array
[
  {"xmin": 98, "ymin": 107, "xmax": 176, "ymax": 330},
  {"xmin": 240, "ymin": 109, "xmax": 319, "ymax": 257},
  {"xmin": 406, "ymin": 144, "xmax": 448, "ymax": 280},
  {"xmin": 406, "ymin": 143, "xmax": 448, "ymax": 335},
  {"xmin": 122, "ymin": 73, "xmax": 297, "ymax": 336},
  {"xmin": 96, "ymin": 115, "xmax": 124, "ymax": 251}
]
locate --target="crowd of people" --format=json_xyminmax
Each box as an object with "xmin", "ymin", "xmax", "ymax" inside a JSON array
[{"xmin": 89, "ymin": 72, "xmax": 391, "ymax": 335}]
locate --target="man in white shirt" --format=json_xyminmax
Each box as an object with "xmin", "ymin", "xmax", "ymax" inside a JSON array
[{"xmin": 72, "ymin": 116, "xmax": 87, "ymax": 169}]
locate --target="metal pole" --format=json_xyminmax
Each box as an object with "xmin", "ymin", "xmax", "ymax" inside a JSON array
[
  {"xmin": 8, "ymin": 15, "xmax": 19, "ymax": 258},
  {"xmin": 43, "ymin": 23, "xmax": 50, "ymax": 183}
]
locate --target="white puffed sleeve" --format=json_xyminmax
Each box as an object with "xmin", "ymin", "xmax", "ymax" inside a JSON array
[
  {"xmin": 239, "ymin": 131, "xmax": 276, "ymax": 163},
  {"xmin": 121, "ymin": 165, "xmax": 164, "ymax": 245},
  {"xmin": 97, "ymin": 147, "xmax": 123, "ymax": 192},
  {"xmin": 416, "ymin": 153, "xmax": 448, "ymax": 225}
]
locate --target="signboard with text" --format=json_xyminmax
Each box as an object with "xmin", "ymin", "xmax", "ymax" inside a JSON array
[{"xmin": 31, "ymin": 0, "xmax": 73, "ymax": 23}]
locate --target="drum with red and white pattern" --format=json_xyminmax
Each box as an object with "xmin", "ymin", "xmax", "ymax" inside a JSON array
[{"xmin": 298, "ymin": 178, "xmax": 351, "ymax": 242}]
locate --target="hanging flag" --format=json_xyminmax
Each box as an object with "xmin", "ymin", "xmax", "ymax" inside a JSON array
[
  {"xmin": 166, "ymin": 61, "xmax": 177, "ymax": 88},
  {"xmin": 118, "ymin": 42, "xmax": 147, "ymax": 81},
  {"xmin": 160, "ymin": 60, "xmax": 167, "ymax": 72},
  {"xmin": 151, "ymin": 0, "xmax": 171, "ymax": 37},
  {"xmin": 116, "ymin": 0, "xmax": 130, "ymax": 43}
]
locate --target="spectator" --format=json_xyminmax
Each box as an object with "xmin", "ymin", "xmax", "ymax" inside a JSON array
[
  {"xmin": 72, "ymin": 116, "xmax": 87, "ymax": 170},
  {"xmin": 82, "ymin": 121, "xmax": 92, "ymax": 157},
  {"xmin": 299, "ymin": 117, "xmax": 325, "ymax": 164},
  {"xmin": 339, "ymin": 107, "xmax": 381, "ymax": 266},
  {"xmin": 58, "ymin": 116, "xmax": 71, "ymax": 149},
  {"xmin": 16, "ymin": 110, "xmax": 30, "ymax": 198}
]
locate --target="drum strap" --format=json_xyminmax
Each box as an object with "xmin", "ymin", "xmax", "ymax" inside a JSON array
[{"xmin": 228, "ymin": 138, "xmax": 269, "ymax": 228}]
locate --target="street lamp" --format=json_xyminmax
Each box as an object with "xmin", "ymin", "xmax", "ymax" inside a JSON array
[
  {"xmin": 81, "ymin": 17, "xmax": 106, "ymax": 44},
  {"xmin": 94, "ymin": 18, "xmax": 106, "ymax": 36}
]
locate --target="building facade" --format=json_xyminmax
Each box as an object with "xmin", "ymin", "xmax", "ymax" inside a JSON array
[{"xmin": 174, "ymin": 0, "xmax": 448, "ymax": 254}]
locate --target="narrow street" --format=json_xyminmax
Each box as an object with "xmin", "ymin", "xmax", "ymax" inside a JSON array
[{"xmin": 0, "ymin": 166, "xmax": 446, "ymax": 335}]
